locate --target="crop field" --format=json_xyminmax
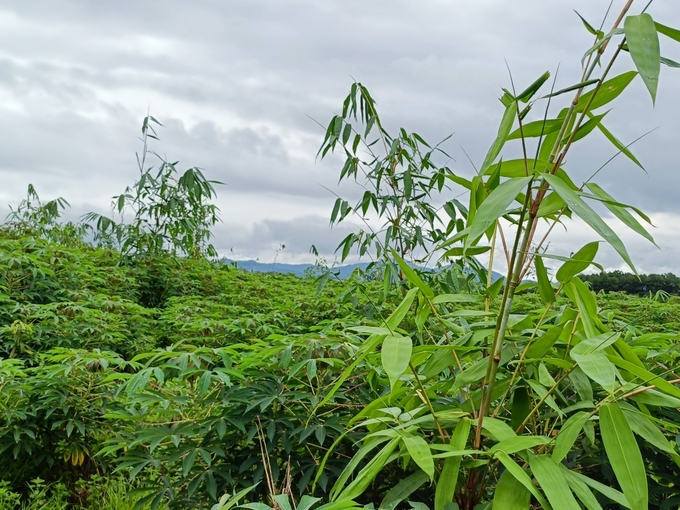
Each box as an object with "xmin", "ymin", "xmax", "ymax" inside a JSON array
[{"xmin": 2, "ymin": 2, "xmax": 680, "ymax": 509}]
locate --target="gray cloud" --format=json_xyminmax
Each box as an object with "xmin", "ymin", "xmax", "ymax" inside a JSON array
[{"xmin": 0, "ymin": 0, "xmax": 679, "ymax": 272}]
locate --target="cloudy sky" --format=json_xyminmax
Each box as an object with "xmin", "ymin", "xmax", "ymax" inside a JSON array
[{"xmin": 1, "ymin": 0, "xmax": 679, "ymax": 274}]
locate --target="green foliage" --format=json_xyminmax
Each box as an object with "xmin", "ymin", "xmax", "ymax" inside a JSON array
[
  {"xmin": 84, "ymin": 116, "xmax": 222, "ymax": 259},
  {"xmin": 1, "ymin": 3, "xmax": 680, "ymax": 509},
  {"xmin": 580, "ymin": 270, "xmax": 680, "ymax": 296},
  {"xmin": 318, "ymin": 82, "xmax": 483, "ymax": 289}
]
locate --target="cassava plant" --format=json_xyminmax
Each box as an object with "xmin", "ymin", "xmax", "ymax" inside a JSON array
[{"xmin": 313, "ymin": 2, "xmax": 680, "ymax": 509}]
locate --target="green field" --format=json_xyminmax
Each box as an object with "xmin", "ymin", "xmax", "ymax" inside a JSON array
[
  {"xmin": 1, "ymin": 234, "xmax": 679, "ymax": 509},
  {"xmin": 3, "ymin": 5, "xmax": 680, "ymax": 507}
]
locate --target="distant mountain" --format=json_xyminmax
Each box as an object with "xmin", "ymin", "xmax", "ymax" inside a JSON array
[
  {"xmin": 221, "ymin": 259, "xmax": 370, "ymax": 278},
  {"xmin": 222, "ymin": 258, "xmax": 503, "ymax": 281}
]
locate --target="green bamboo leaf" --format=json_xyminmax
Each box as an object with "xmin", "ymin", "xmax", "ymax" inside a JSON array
[
  {"xmin": 391, "ymin": 250, "xmax": 434, "ymax": 298},
  {"xmin": 435, "ymin": 419, "xmax": 471, "ymax": 510},
  {"xmin": 508, "ymin": 120, "xmax": 563, "ymax": 140},
  {"xmin": 575, "ymin": 11, "xmax": 604, "ymax": 39},
  {"xmin": 544, "ymin": 174, "xmax": 635, "ymax": 273},
  {"xmin": 660, "ymin": 55, "xmax": 680, "ymax": 67},
  {"xmin": 543, "ymin": 78, "xmax": 600, "ymax": 99},
  {"xmin": 511, "ymin": 386, "xmax": 532, "ymax": 431},
  {"xmin": 599, "ymin": 404, "xmax": 647, "ymax": 510},
  {"xmin": 481, "ymin": 416, "xmax": 517, "ymax": 441},
  {"xmin": 380, "ymin": 471, "xmax": 429, "ymax": 510},
  {"xmin": 625, "ymin": 14, "xmax": 660, "ymax": 104},
  {"xmin": 564, "ymin": 110, "xmax": 609, "ymax": 144},
  {"xmin": 529, "ymin": 454, "xmax": 580, "ymax": 509},
  {"xmin": 338, "ymin": 437, "xmax": 400, "ymax": 502},
  {"xmin": 517, "ymin": 71, "xmax": 551, "ymax": 102},
  {"xmin": 562, "ymin": 471, "xmax": 603, "ymax": 510},
  {"xmin": 480, "ymin": 100, "xmax": 518, "ymax": 173},
  {"xmin": 492, "ymin": 469, "xmax": 531, "ymax": 509},
  {"xmin": 494, "ymin": 451, "xmax": 551, "ymax": 509},
  {"xmin": 535, "ymin": 255, "xmax": 555, "ymax": 304},
  {"xmin": 575, "ymin": 71, "xmax": 637, "ymax": 113},
  {"xmin": 564, "ymin": 278, "xmax": 600, "ymax": 338},
  {"xmin": 466, "ymin": 176, "xmax": 532, "ymax": 247},
  {"xmin": 571, "ymin": 332, "xmax": 620, "ymax": 356},
  {"xmin": 655, "ymin": 21, "xmax": 680, "ymax": 43},
  {"xmin": 484, "ymin": 158, "xmax": 551, "ymax": 176},
  {"xmin": 571, "ymin": 352, "xmax": 617, "ymax": 393},
  {"xmin": 584, "ymin": 183, "xmax": 655, "ymax": 244},
  {"xmin": 555, "ymin": 242, "xmax": 599, "ymax": 284},
  {"xmin": 381, "ymin": 336, "xmax": 413, "ymax": 391},
  {"xmin": 619, "ymin": 404, "xmax": 676, "ymax": 454},
  {"xmin": 431, "ymin": 294, "xmax": 482, "ymax": 305},
  {"xmin": 561, "ymin": 469, "xmax": 629, "ymax": 507},
  {"xmin": 442, "ymin": 246, "xmax": 491, "ymax": 257},
  {"xmin": 552, "ymin": 412, "xmax": 589, "ymax": 462},
  {"xmin": 526, "ymin": 379, "xmax": 563, "ymax": 417},
  {"xmin": 591, "ymin": 117, "xmax": 643, "ymax": 168},
  {"xmin": 606, "ymin": 355, "xmax": 680, "ymax": 399},
  {"xmin": 489, "ymin": 435, "xmax": 551, "ymax": 455},
  {"xmin": 402, "ymin": 435, "xmax": 434, "ymax": 480},
  {"xmin": 386, "ymin": 287, "xmax": 419, "ymax": 331},
  {"xmin": 569, "ymin": 366, "xmax": 593, "ymax": 401},
  {"xmin": 526, "ymin": 323, "xmax": 566, "ymax": 359}
]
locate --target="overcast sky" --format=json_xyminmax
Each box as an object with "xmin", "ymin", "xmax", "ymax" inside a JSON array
[{"xmin": 1, "ymin": 0, "xmax": 679, "ymax": 274}]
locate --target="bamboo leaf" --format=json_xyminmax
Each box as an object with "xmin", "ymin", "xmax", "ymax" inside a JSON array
[
  {"xmin": 619, "ymin": 404, "xmax": 676, "ymax": 455},
  {"xmin": 508, "ymin": 120, "xmax": 563, "ymax": 140},
  {"xmin": 517, "ymin": 71, "xmax": 551, "ymax": 102},
  {"xmin": 584, "ymin": 183, "xmax": 655, "ymax": 244},
  {"xmin": 655, "ymin": 21, "xmax": 680, "ymax": 43},
  {"xmin": 562, "ymin": 471, "xmax": 604, "ymax": 510},
  {"xmin": 552, "ymin": 412, "xmax": 589, "ymax": 462},
  {"xmin": 591, "ymin": 117, "xmax": 643, "ymax": 168},
  {"xmin": 380, "ymin": 471, "xmax": 429, "ymax": 510},
  {"xmin": 571, "ymin": 352, "xmax": 617, "ymax": 393},
  {"xmin": 435, "ymin": 419, "xmax": 471, "ymax": 510},
  {"xmin": 575, "ymin": 71, "xmax": 637, "ymax": 113},
  {"xmin": 466, "ymin": 176, "xmax": 532, "ymax": 247},
  {"xmin": 599, "ymin": 404, "xmax": 647, "ymax": 510},
  {"xmin": 564, "ymin": 110, "xmax": 609, "ymax": 144},
  {"xmin": 489, "ymin": 435, "xmax": 551, "ymax": 455},
  {"xmin": 511, "ymin": 386, "xmax": 532, "ymax": 431},
  {"xmin": 571, "ymin": 332, "xmax": 620, "ymax": 356},
  {"xmin": 386, "ymin": 287, "xmax": 419, "ymax": 331},
  {"xmin": 480, "ymin": 100, "xmax": 518, "ymax": 173},
  {"xmin": 495, "ymin": 451, "xmax": 551, "ymax": 510},
  {"xmin": 544, "ymin": 174, "xmax": 635, "ymax": 273},
  {"xmin": 484, "ymin": 158, "xmax": 551, "ymax": 177},
  {"xmin": 529, "ymin": 454, "xmax": 581, "ymax": 509},
  {"xmin": 555, "ymin": 242, "xmax": 599, "ymax": 284},
  {"xmin": 575, "ymin": 11, "xmax": 604, "ymax": 39},
  {"xmin": 402, "ymin": 435, "xmax": 434, "ymax": 480},
  {"xmin": 391, "ymin": 250, "xmax": 434, "ymax": 298},
  {"xmin": 561, "ymin": 469, "xmax": 629, "ymax": 507},
  {"xmin": 381, "ymin": 336, "xmax": 413, "ymax": 391},
  {"xmin": 526, "ymin": 323, "xmax": 566, "ymax": 359},
  {"xmin": 625, "ymin": 14, "xmax": 661, "ymax": 104},
  {"xmin": 492, "ymin": 469, "xmax": 531, "ymax": 509},
  {"xmin": 535, "ymin": 255, "xmax": 555, "ymax": 304},
  {"xmin": 606, "ymin": 355, "xmax": 680, "ymax": 399}
]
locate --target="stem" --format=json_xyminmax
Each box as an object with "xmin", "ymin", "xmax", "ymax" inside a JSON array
[{"xmin": 473, "ymin": 179, "xmax": 534, "ymax": 448}]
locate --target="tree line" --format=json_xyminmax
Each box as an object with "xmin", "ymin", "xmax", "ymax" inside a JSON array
[{"xmin": 579, "ymin": 270, "xmax": 680, "ymax": 295}]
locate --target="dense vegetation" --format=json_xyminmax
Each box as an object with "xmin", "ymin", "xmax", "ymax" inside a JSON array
[
  {"xmin": 2, "ymin": 2, "xmax": 680, "ymax": 509},
  {"xmin": 579, "ymin": 271, "xmax": 680, "ymax": 297}
]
